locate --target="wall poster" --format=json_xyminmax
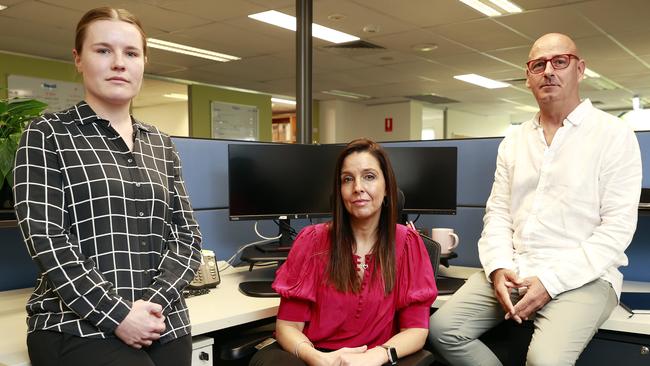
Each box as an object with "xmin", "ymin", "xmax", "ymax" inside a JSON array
[{"xmin": 8, "ymin": 75, "xmax": 84, "ymax": 113}]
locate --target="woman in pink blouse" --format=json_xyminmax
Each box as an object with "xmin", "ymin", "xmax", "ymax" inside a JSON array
[{"xmin": 250, "ymin": 138, "xmax": 437, "ymax": 366}]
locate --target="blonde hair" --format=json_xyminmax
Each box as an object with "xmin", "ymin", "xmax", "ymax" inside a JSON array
[{"xmin": 75, "ymin": 7, "xmax": 147, "ymax": 57}]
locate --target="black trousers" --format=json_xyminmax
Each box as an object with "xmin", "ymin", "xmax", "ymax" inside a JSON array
[{"xmin": 27, "ymin": 330, "xmax": 192, "ymax": 366}]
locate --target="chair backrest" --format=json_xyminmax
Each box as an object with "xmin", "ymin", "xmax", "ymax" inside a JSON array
[
  {"xmin": 419, "ymin": 233, "xmax": 441, "ymax": 280},
  {"xmin": 397, "ymin": 189, "xmax": 441, "ymax": 280}
]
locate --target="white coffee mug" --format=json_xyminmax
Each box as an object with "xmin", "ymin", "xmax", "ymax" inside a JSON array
[{"xmin": 431, "ymin": 228, "xmax": 459, "ymax": 254}]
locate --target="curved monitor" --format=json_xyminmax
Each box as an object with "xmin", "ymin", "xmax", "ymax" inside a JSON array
[{"xmin": 228, "ymin": 143, "xmax": 457, "ymax": 221}]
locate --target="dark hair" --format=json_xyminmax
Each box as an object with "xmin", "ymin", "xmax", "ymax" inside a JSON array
[
  {"xmin": 328, "ymin": 138, "xmax": 398, "ymax": 293},
  {"xmin": 75, "ymin": 7, "xmax": 147, "ymax": 57}
]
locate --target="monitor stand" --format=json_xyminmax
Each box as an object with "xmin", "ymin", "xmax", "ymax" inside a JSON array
[
  {"xmin": 241, "ymin": 219, "xmax": 292, "ymax": 297},
  {"xmin": 255, "ymin": 218, "xmax": 293, "ymax": 252},
  {"xmin": 239, "ymin": 281, "xmax": 278, "ymax": 297}
]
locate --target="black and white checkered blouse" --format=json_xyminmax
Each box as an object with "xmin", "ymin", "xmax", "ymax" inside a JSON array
[{"xmin": 13, "ymin": 101, "xmax": 202, "ymax": 343}]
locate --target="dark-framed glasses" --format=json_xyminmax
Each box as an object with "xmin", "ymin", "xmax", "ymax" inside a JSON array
[{"xmin": 526, "ymin": 54, "xmax": 579, "ymax": 74}]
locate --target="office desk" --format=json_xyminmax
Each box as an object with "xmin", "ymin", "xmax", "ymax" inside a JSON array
[
  {"xmin": 0, "ymin": 265, "xmax": 280, "ymax": 366},
  {"xmin": 1, "ymin": 266, "xmax": 649, "ymax": 366}
]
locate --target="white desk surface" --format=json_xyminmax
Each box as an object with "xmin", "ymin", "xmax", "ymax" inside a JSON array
[{"xmin": 1, "ymin": 265, "xmax": 649, "ymax": 366}]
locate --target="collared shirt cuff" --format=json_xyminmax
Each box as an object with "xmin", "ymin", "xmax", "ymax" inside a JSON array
[
  {"xmin": 538, "ymin": 270, "xmax": 561, "ymax": 299},
  {"xmin": 482, "ymin": 260, "xmax": 515, "ymax": 283}
]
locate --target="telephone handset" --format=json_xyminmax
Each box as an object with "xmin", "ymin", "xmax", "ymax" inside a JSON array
[{"xmin": 189, "ymin": 249, "xmax": 220, "ymax": 289}]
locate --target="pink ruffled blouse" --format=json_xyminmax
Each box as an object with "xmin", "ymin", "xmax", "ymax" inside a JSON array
[{"xmin": 272, "ymin": 223, "xmax": 437, "ymax": 350}]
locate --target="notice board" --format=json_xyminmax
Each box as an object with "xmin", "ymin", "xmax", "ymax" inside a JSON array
[{"xmin": 211, "ymin": 101, "xmax": 258, "ymax": 141}]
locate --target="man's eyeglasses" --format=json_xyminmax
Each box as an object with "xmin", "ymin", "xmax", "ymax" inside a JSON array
[{"xmin": 526, "ymin": 54, "xmax": 579, "ymax": 74}]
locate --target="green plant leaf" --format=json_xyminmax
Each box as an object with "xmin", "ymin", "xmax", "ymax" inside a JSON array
[
  {"xmin": 0, "ymin": 98, "xmax": 48, "ymax": 138},
  {"xmin": 0, "ymin": 138, "xmax": 14, "ymax": 184},
  {"xmin": 0, "ymin": 98, "xmax": 48, "ymax": 189}
]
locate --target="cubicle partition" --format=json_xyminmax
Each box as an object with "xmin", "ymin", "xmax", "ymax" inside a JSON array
[{"xmin": 1, "ymin": 132, "xmax": 649, "ymax": 291}]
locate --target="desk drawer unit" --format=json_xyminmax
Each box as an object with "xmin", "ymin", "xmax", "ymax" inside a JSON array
[{"xmin": 192, "ymin": 336, "xmax": 214, "ymax": 366}]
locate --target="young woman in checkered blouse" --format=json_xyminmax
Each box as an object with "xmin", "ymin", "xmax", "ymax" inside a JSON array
[{"xmin": 13, "ymin": 7, "xmax": 202, "ymax": 366}]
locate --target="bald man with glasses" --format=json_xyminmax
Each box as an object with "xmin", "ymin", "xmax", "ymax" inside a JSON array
[{"xmin": 428, "ymin": 33, "xmax": 642, "ymax": 366}]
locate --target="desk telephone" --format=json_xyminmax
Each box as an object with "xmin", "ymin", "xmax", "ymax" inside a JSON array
[{"xmin": 189, "ymin": 249, "xmax": 220, "ymax": 289}]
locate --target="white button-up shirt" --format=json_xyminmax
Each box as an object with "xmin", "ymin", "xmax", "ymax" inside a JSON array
[{"xmin": 478, "ymin": 99, "xmax": 642, "ymax": 298}]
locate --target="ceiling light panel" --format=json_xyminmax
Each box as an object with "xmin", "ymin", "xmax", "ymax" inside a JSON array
[
  {"xmin": 458, "ymin": 0, "xmax": 502, "ymax": 16},
  {"xmin": 487, "ymin": 0, "xmax": 522, "ymax": 13},
  {"xmin": 321, "ymin": 90, "xmax": 371, "ymax": 99},
  {"xmin": 248, "ymin": 10, "xmax": 359, "ymax": 44},
  {"xmin": 454, "ymin": 74, "xmax": 510, "ymax": 89},
  {"xmin": 147, "ymin": 38, "xmax": 240, "ymax": 62},
  {"xmin": 271, "ymin": 97, "xmax": 296, "ymax": 105}
]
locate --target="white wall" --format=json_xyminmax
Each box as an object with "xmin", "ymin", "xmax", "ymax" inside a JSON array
[
  {"xmin": 319, "ymin": 100, "xmax": 524, "ymax": 142},
  {"xmin": 133, "ymin": 102, "xmax": 189, "ymax": 137},
  {"xmin": 319, "ymin": 100, "xmax": 420, "ymax": 143},
  {"xmin": 446, "ymin": 109, "xmax": 511, "ymax": 138}
]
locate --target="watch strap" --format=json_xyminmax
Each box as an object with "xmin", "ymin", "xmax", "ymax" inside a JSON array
[{"xmin": 380, "ymin": 345, "xmax": 398, "ymax": 365}]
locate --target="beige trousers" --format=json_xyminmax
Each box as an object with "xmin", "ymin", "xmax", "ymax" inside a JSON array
[{"xmin": 429, "ymin": 271, "xmax": 617, "ymax": 366}]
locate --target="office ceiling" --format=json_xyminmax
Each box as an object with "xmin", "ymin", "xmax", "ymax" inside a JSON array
[{"xmin": 1, "ymin": 0, "xmax": 649, "ymax": 118}]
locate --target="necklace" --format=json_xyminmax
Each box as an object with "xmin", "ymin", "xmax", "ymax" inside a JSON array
[{"xmin": 357, "ymin": 255, "xmax": 369, "ymax": 271}]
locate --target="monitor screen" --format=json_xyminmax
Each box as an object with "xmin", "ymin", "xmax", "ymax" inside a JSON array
[
  {"xmin": 228, "ymin": 143, "xmax": 457, "ymax": 220},
  {"xmin": 228, "ymin": 144, "xmax": 341, "ymax": 220},
  {"xmin": 385, "ymin": 146, "xmax": 457, "ymax": 215}
]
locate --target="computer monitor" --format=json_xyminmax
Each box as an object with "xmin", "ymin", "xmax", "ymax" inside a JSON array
[
  {"xmin": 384, "ymin": 146, "xmax": 457, "ymax": 215},
  {"xmin": 228, "ymin": 143, "xmax": 341, "ymax": 247}
]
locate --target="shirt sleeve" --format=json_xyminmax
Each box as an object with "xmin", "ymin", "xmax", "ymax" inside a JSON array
[
  {"xmin": 13, "ymin": 119, "xmax": 131, "ymax": 333},
  {"xmin": 273, "ymin": 225, "xmax": 324, "ymax": 322},
  {"xmin": 396, "ymin": 227, "xmax": 437, "ymax": 329},
  {"xmin": 143, "ymin": 140, "xmax": 203, "ymax": 312},
  {"xmin": 478, "ymin": 134, "xmax": 516, "ymax": 281},
  {"xmin": 538, "ymin": 126, "xmax": 642, "ymax": 298}
]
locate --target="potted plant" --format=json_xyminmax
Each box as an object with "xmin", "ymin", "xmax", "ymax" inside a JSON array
[{"xmin": 0, "ymin": 98, "xmax": 48, "ymax": 211}]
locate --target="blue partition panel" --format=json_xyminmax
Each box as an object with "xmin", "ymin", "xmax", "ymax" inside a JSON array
[
  {"xmin": 637, "ymin": 131, "xmax": 650, "ymax": 188},
  {"xmin": 0, "ymin": 228, "xmax": 37, "ymax": 291},
  {"xmin": 172, "ymin": 137, "xmax": 230, "ymax": 210},
  {"xmin": 625, "ymin": 215, "xmax": 650, "ymax": 281}
]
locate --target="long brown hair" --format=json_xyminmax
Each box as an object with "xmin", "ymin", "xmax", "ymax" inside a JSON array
[
  {"xmin": 328, "ymin": 138, "xmax": 398, "ymax": 293},
  {"xmin": 75, "ymin": 7, "xmax": 147, "ymax": 57}
]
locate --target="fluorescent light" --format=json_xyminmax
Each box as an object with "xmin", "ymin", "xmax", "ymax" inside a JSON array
[
  {"xmin": 147, "ymin": 38, "xmax": 240, "ymax": 62},
  {"xmin": 633, "ymin": 95, "xmax": 641, "ymax": 111},
  {"xmin": 0, "ymin": 5, "xmax": 7, "ymax": 11},
  {"xmin": 487, "ymin": 0, "xmax": 522, "ymax": 13},
  {"xmin": 322, "ymin": 90, "xmax": 371, "ymax": 99},
  {"xmin": 515, "ymin": 105, "xmax": 539, "ymax": 112},
  {"xmin": 583, "ymin": 68, "xmax": 601, "ymax": 78},
  {"xmin": 271, "ymin": 97, "xmax": 296, "ymax": 105},
  {"xmin": 458, "ymin": 0, "xmax": 501, "ymax": 16},
  {"xmin": 248, "ymin": 10, "xmax": 359, "ymax": 44},
  {"xmin": 163, "ymin": 93, "xmax": 188, "ymax": 101},
  {"xmin": 454, "ymin": 74, "xmax": 510, "ymax": 89}
]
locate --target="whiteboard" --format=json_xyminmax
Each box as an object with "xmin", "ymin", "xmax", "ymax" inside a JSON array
[
  {"xmin": 211, "ymin": 101, "xmax": 258, "ymax": 141},
  {"xmin": 8, "ymin": 74, "xmax": 84, "ymax": 113}
]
